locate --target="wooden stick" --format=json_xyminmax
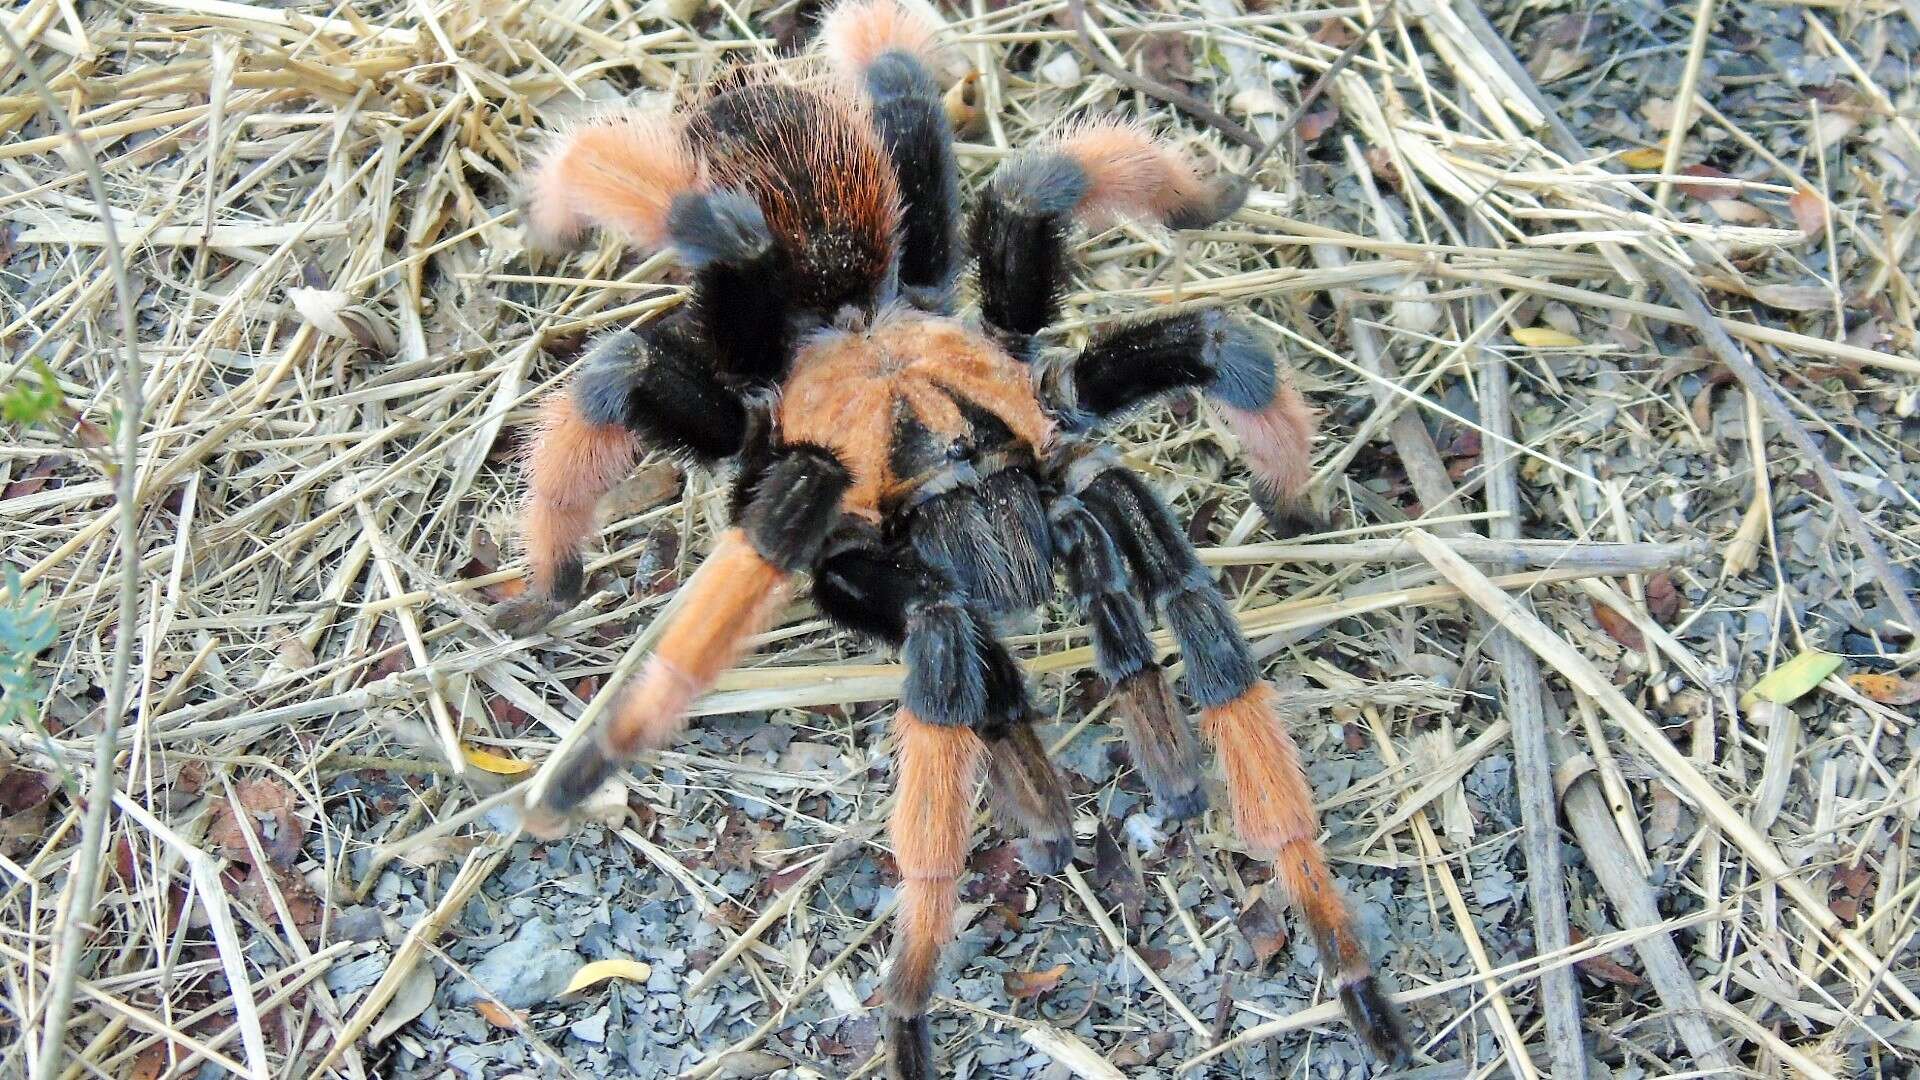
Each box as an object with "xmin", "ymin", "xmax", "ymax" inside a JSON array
[
  {"xmin": 1403, "ymin": 526, "xmax": 1920, "ymax": 1015},
  {"xmin": 1202, "ymin": 536, "xmax": 1701, "ymax": 572},
  {"xmin": 1551, "ymin": 726, "xmax": 1736, "ymax": 1069},
  {"xmin": 1463, "ymin": 239, "xmax": 1589, "ymax": 1078}
]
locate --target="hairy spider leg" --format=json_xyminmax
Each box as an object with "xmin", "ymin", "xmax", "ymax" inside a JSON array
[
  {"xmin": 1048, "ymin": 308, "xmax": 1319, "ymax": 532},
  {"xmin": 1051, "ymin": 492, "xmax": 1206, "ymax": 818},
  {"xmin": 524, "ymin": 445, "xmax": 851, "ymax": 831},
  {"xmin": 1071, "ymin": 463, "xmax": 1407, "ymax": 1062},
  {"xmin": 812, "ymin": 537, "xmax": 1072, "ymax": 865},
  {"xmin": 493, "ymin": 319, "xmax": 751, "ymax": 636},
  {"xmin": 970, "ymin": 120, "xmax": 1240, "ymax": 345},
  {"xmin": 886, "ymin": 709, "xmax": 983, "ymax": 1079},
  {"xmin": 981, "ymin": 721, "xmax": 1076, "ymax": 875},
  {"xmin": 820, "ymin": 0, "xmax": 961, "ymax": 309},
  {"xmin": 811, "ymin": 535, "xmax": 1073, "ymax": 1080},
  {"xmin": 904, "ymin": 464, "xmax": 1054, "ymax": 616}
]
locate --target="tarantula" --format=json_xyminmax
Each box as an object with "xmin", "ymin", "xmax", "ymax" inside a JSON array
[{"xmin": 495, "ymin": 2, "xmax": 1405, "ymax": 1073}]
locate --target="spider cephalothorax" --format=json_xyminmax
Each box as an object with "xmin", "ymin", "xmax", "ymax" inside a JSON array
[{"xmin": 498, "ymin": 2, "xmax": 1405, "ymax": 1074}]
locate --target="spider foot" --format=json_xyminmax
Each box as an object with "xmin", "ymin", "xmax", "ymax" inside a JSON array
[
  {"xmin": 886, "ymin": 1014, "xmax": 934, "ymax": 1080},
  {"xmin": 1016, "ymin": 835, "xmax": 1073, "ymax": 877},
  {"xmin": 489, "ymin": 593, "xmax": 571, "ymax": 637},
  {"xmin": 1340, "ymin": 974, "xmax": 1410, "ymax": 1065},
  {"xmin": 1250, "ymin": 482, "xmax": 1323, "ymax": 540},
  {"xmin": 1154, "ymin": 782, "xmax": 1209, "ymax": 823},
  {"xmin": 519, "ymin": 736, "xmax": 624, "ymax": 840}
]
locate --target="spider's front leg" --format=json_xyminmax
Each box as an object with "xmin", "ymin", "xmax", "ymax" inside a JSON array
[
  {"xmin": 1043, "ymin": 309, "xmax": 1320, "ymax": 534},
  {"xmin": 493, "ymin": 316, "xmax": 750, "ymax": 636},
  {"xmin": 522, "ymin": 442, "xmax": 851, "ymax": 834},
  {"xmin": 813, "ymin": 537, "xmax": 1074, "ymax": 1077},
  {"xmin": 1049, "ymin": 469, "xmax": 1206, "ymax": 819},
  {"xmin": 1067, "ymin": 461, "xmax": 1408, "ymax": 1063}
]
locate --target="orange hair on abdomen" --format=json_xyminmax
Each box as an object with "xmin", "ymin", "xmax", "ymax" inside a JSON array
[{"xmin": 687, "ymin": 81, "xmax": 900, "ymax": 311}]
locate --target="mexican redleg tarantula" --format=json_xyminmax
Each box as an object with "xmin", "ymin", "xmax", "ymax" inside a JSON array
[{"xmin": 495, "ymin": 2, "xmax": 1405, "ymax": 1073}]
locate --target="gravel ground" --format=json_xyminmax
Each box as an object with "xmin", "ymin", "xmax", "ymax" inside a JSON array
[{"xmin": 2, "ymin": 0, "xmax": 1916, "ymax": 1077}]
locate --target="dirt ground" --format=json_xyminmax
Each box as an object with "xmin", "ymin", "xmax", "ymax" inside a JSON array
[{"xmin": 2, "ymin": 0, "xmax": 1917, "ymax": 1077}]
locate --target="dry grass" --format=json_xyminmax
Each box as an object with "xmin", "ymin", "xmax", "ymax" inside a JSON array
[{"xmin": 1, "ymin": 0, "xmax": 1916, "ymax": 1076}]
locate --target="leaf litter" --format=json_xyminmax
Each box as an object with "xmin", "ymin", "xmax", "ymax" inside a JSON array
[{"xmin": 1, "ymin": 0, "xmax": 1917, "ymax": 1076}]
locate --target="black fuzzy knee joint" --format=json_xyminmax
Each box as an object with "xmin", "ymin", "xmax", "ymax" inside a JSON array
[{"xmin": 741, "ymin": 444, "xmax": 851, "ymax": 571}]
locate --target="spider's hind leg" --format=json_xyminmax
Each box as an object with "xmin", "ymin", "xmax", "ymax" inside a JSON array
[
  {"xmin": 820, "ymin": 0, "xmax": 961, "ymax": 309},
  {"xmin": 813, "ymin": 535, "xmax": 1074, "ymax": 871}
]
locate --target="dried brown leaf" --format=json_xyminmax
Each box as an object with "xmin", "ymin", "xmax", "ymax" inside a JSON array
[
  {"xmin": 1592, "ymin": 601, "xmax": 1646, "ymax": 651},
  {"xmin": 966, "ymin": 841, "xmax": 1031, "ymax": 908},
  {"xmin": 3, "ymin": 455, "xmax": 65, "ymax": 500},
  {"xmin": 209, "ymin": 779, "xmax": 305, "ymax": 868},
  {"xmin": 1002, "ymin": 963, "xmax": 1067, "ymax": 999},
  {"xmin": 1644, "ymin": 573, "xmax": 1682, "ymax": 624},
  {"xmin": 1111, "ymin": 1032, "xmax": 1176, "ymax": 1067},
  {"xmin": 1789, "ymin": 186, "xmax": 1828, "ymax": 238},
  {"xmin": 1676, "ymin": 163, "xmax": 1734, "ymax": 201},
  {"xmin": 475, "ymin": 1000, "xmax": 526, "ymax": 1030},
  {"xmin": 1296, "ymin": 104, "xmax": 1339, "ymax": 142},
  {"xmin": 1578, "ymin": 955, "xmax": 1646, "ymax": 988},
  {"xmin": 1363, "ymin": 146, "xmax": 1401, "ymax": 188},
  {"xmin": 1237, "ymin": 895, "xmax": 1288, "ymax": 964},
  {"xmin": 1846, "ymin": 673, "xmax": 1920, "ymax": 705}
]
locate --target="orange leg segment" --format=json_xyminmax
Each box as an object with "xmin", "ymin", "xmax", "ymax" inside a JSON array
[
  {"xmin": 884, "ymin": 708, "xmax": 984, "ymax": 1077},
  {"xmin": 525, "ymin": 529, "xmax": 792, "ymax": 832},
  {"xmin": 493, "ymin": 392, "xmax": 643, "ymax": 636},
  {"xmin": 1201, "ymin": 682, "xmax": 1406, "ymax": 1060}
]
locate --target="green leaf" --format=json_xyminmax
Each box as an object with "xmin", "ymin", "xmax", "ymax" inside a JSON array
[
  {"xmin": 0, "ymin": 570, "xmax": 57, "ymax": 729},
  {"xmin": 1740, "ymin": 649, "xmax": 1844, "ymax": 709},
  {"xmin": 1, "ymin": 360, "xmax": 64, "ymax": 428}
]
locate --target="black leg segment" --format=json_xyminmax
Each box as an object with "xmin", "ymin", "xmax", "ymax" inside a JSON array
[
  {"xmin": 1074, "ymin": 465, "xmax": 1260, "ymax": 710},
  {"xmin": 984, "ymin": 723, "xmax": 1076, "ymax": 874},
  {"xmin": 572, "ymin": 313, "xmax": 749, "ymax": 463},
  {"xmin": 1041, "ymin": 309, "xmax": 1320, "ymax": 534},
  {"xmin": 862, "ymin": 50, "xmax": 961, "ymax": 307},
  {"xmin": 811, "ymin": 532, "xmax": 1034, "ymax": 738},
  {"xmin": 739, "ymin": 443, "xmax": 853, "ymax": 571},
  {"xmin": 1042, "ymin": 308, "xmax": 1274, "ymax": 429},
  {"xmin": 969, "ymin": 150, "xmax": 1087, "ymax": 346},
  {"xmin": 1052, "ymin": 493, "xmax": 1207, "ymax": 818}
]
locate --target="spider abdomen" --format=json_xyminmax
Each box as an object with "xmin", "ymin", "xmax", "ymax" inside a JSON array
[{"xmin": 685, "ymin": 82, "xmax": 901, "ymax": 315}]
